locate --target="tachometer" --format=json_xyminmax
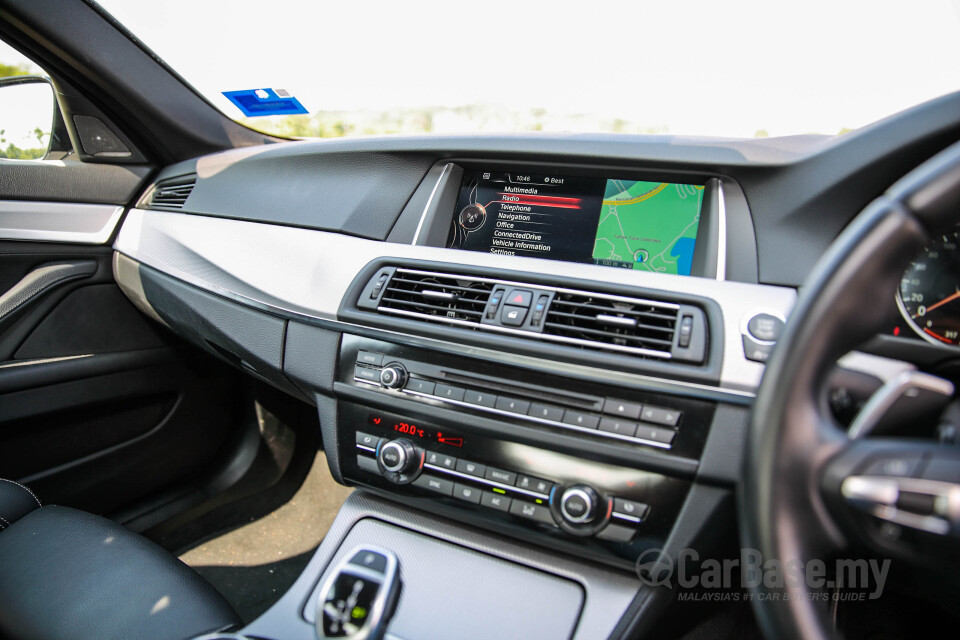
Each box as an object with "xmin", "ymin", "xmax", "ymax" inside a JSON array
[{"xmin": 897, "ymin": 229, "xmax": 960, "ymax": 345}]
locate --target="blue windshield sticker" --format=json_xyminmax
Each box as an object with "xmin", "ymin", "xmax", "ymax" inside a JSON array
[{"xmin": 222, "ymin": 88, "xmax": 308, "ymax": 117}]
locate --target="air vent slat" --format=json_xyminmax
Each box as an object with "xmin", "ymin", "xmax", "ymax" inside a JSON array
[
  {"xmin": 376, "ymin": 269, "xmax": 494, "ymax": 325},
  {"xmin": 147, "ymin": 175, "xmax": 197, "ymax": 210},
  {"xmin": 543, "ymin": 291, "xmax": 679, "ymax": 357}
]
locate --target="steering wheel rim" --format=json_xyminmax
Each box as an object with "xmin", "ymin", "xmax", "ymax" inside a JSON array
[{"xmin": 739, "ymin": 139, "xmax": 960, "ymax": 640}]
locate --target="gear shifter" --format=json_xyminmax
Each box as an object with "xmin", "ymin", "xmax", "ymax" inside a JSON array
[{"xmin": 315, "ymin": 546, "xmax": 400, "ymax": 640}]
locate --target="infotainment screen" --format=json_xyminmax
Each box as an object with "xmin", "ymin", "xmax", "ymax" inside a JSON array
[{"xmin": 448, "ymin": 170, "xmax": 705, "ymax": 276}]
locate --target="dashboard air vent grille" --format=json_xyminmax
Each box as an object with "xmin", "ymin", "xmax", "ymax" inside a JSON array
[
  {"xmin": 148, "ymin": 175, "xmax": 197, "ymax": 210},
  {"xmin": 544, "ymin": 292, "xmax": 678, "ymax": 355},
  {"xmin": 379, "ymin": 269, "xmax": 494, "ymax": 325}
]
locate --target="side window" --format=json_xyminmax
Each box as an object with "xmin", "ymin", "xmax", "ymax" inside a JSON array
[{"xmin": 0, "ymin": 39, "xmax": 61, "ymax": 160}]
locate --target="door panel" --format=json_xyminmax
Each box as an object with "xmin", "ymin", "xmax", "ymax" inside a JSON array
[{"xmin": 0, "ymin": 240, "xmax": 244, "ymax": 514}]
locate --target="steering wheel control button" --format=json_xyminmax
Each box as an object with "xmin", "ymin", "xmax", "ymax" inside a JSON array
[
  {"xmin": 862, "ymin": 454, "xmax": 923, "ymax": 477},
  {"xmin": 562, "ymin": 411, "xmax": 600, "ymax": 429},
  {"xmin": 602, "ymin": 398, "xmax": 643, "ymax": 420},
  {"xmin": 354, "ymin": 366, "xmax": 381, "ymax": 384},
  {"xmin": 378, "ymin": 365, "xmax": 406, "ymax": 389},
  {"xmin": 505, "ymin": 289, "xmax": 533, "ymax": 307},
  {"xmin": 508, "ymin": 500, "xmax": 555, "ymax": 525},
  {"xmin": 464, "ymin": 390, "xmax": 497, "ymax": 408},
  {"xmin": 742, "ymin": 334, "xmax": 774, "ymax": 363},
  {"xmin": 453, "ymin": 483, "xmax": 482, "ymax": 504},
  {"xmin": 434, "ymin": 383, "xmax": 466, "ymax": 402},
  {"xmin": 484, "ymin": 467, "xmax": 517, "ymax": 485},
  {"xmin": 425, "ymin": 451, "xmax": 457, "ymax": 470},
  {"xmin": 495, "ymin": 396, "xmax": 531, "ymax": 415},
  {"xmin": 348, "ymin": 550, "xmax": 388, "ymax": 574},
  {"xmin": 528, "ymin": 403, "xmax": 564, "ymax": 422},
  {"xmin": 612, "ymin": 498, "xmax": 649, "ymax": 521},
  {"xmin": 480, "ymin": 492, "xmax": 512, "ymax": 512},
  {"xmin": 639, "ymin": 405, "xmax": 681, "ymax": 427},
  {"xmin": 599, "ymin": 418, "xmax": 638, "ymax": 437},
  {"xmin": 747, "ymin": 313, "xmax": 785, "ymax": 342},
  {"xmin": 412, "ymin": 474, "xmax": 454, "ymax": 496},
  {"xmin": 500, "ymin": 305, "xmax": 528, "ymax": 326},
  {"xmin": 455, "ymin": 459, "xmax": 486, "ymax": 478}
]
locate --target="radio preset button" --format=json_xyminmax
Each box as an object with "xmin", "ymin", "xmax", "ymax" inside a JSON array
[
  {"xmin": 464, "ymin": 390, "xmax": 497, "ymax": 408},
  {"xmin": 528, "ymin": 403, "xmax": 564, "ymax": 422},
  {"xmin": 434, "ymin": 383, "xmax": 466, "ymax": 402},
  {"xmin": 456, "ymin": 459, "xmax": 486, "ymax": 478},
  {"xmin": 599, "ymin": 418, "xmax": 638, "ymax": 437},
  {"xmin": 562, "ymin": 411, "xmax": 600, "ymax": 430},
  {"xmin": 495, "ymin": 397, "xmax": 531, "ymax": 415},
  {"xmin": 634, "ymin": 425, "xmax": 676, "ymax": 444},
  {"xmin": 406, "ymin": 378, "xmax": 436, "ymax": 395}
]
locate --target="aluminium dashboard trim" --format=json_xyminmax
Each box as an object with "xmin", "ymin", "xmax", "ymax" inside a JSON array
[
  {"xmin": 0, "ymin": 201, "xmax": 125, "ymax": 244},
  {"xmin": 716, "ymin": 182, "xmax": 728, "ymax": 281},
  {"xmin": 412, "ymin": 162, "xmax": 453, "ymax": 244},
  {"xmin": 113, "ymin": 208, "xmax": 797, "ymax": 396}
]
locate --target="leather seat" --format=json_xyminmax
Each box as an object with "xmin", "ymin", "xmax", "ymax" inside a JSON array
[{"xmin": 0, "ymin": 479, "xmax": 241, "ymax": 640}]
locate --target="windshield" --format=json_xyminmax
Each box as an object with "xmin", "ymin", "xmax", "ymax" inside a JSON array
[{"xmin": 89, "ymin": 1, "xmax": 960, "ymax": 139}]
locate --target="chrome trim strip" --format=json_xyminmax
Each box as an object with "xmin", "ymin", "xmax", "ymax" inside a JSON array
[
  {"xmin": 402, "ymin": 388, "xmax": 673, "ymax": 449},
  {"xmin": 356, "ymin": 443, "xmax": 376, "ymax": 453},
  {"xmin": 0, "ymin": 201, "xmax": 124, "ymax": 244},
  {"xmin": 423, "ymin": 462, "xmax": 550, "ymax": 500},
  {"xmin": 378, "ymin": 306, "xmax": 675, "ymax": 360},
  {"xmin": 113, "ymin": 209, "xmax": 799, "ymax": 394},
  {"xmin": 612, "ymin": 512, "xmax": 642, "ymax": 524},
  {"xmin": 716, "ymin": 181, "xmax": 728, "ymax": 281},
  {"xmin": 412, "ymin": 162, "xmax": 452, "ymax": 244}
]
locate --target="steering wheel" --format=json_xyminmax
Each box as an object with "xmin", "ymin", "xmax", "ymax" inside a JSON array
[{"xmin": 739, "ymin": 139, "xmax": 960, "ymax": 639}]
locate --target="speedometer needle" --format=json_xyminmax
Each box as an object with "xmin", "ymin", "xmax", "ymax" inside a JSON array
[{"xmin": 915, "ymin": 289, "xmax": 960, "ymax": 317}]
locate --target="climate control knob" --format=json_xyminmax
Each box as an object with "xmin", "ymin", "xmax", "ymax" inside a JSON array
[
  {"xmin": 377, "ymin": 438, "xmax": 419, "ymax": 477},
  {"xmin": 559, "ymin": 485, "xmax": 601, "ymax": 525},
  {"xmin": 379, "ymin": 365, "xmax": 407, "ymax": 389}
]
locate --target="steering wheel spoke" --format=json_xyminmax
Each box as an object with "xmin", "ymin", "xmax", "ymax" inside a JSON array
[{"xmin": 821, "ymin": 437, "xmax": 960, "ymax": 564}]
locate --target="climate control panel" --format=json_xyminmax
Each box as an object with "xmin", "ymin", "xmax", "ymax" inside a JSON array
[{"xmin": 340, "ymin": 403, "xmax": 691, "ymax": 567}]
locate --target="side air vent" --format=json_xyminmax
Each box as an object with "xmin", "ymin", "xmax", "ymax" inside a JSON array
[
  {"xmin": 379, "ymin": 269, "xmax": 494, "ymax": 324},
  {"xmin": 544, "ymin": 292, "xmax": 678, "ymax": 356},
  {"xmin": 147, "ymin": 175, "xmax": 197, "ymax": 210},
  {"xmin": 356, "ymin": 266, "xmax": 707, "ymax": 364}
]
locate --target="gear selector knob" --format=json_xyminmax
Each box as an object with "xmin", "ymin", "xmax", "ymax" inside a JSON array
[{"xmin": 316, "ymin": 546, "xmax": 400, "ymax": 640}]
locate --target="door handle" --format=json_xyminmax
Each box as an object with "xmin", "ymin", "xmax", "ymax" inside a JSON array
[{"xmin": 0, "ymin": 260, "xmax": 97, "ymax": 323}]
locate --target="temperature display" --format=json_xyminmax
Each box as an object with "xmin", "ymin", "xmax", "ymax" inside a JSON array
[{"xmin": 367, "ymin": 414, "xmax": 464, "ymax": 447}]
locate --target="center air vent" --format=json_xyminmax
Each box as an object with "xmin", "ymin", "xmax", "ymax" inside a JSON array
[
  {"xmin": 544, "ymin": 292, "xmax": 678, "ymax": 354},
  {"xmin": 379, "ymin": 270, "xmax": 493, "ymax": 324},
  {"xmin": 355, "ymin": 266, "xmax": 707, "ymax": 364},
  {"xmin": 146, "ymin": 175, "xmax": 197, "ymax": 210}
]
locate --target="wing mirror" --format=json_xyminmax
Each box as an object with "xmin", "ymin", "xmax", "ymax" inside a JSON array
[{"xmin": 0, "ymin": 75, "xmax": 57, "ymax": 160}]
